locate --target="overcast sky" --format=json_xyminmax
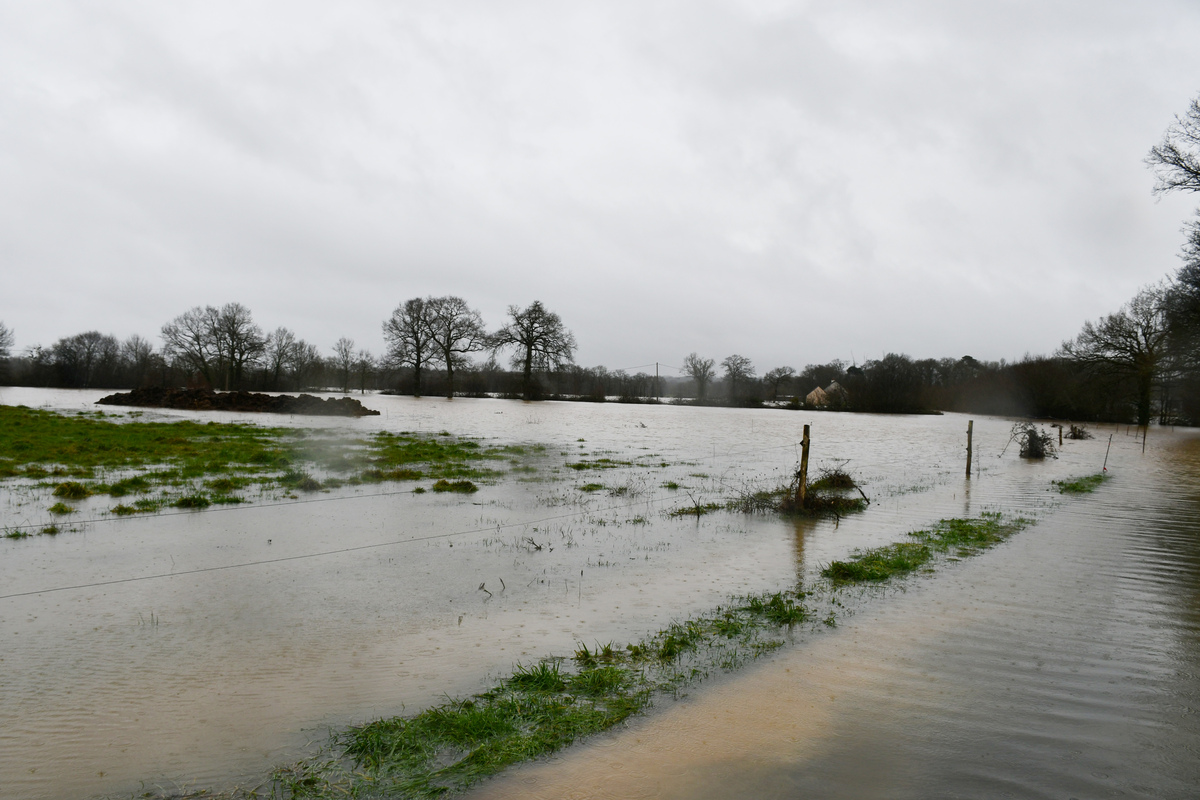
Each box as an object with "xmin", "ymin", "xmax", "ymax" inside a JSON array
[{"xmin": 3, "ymin": 1, "xmax": 1200, "ymax": 375}]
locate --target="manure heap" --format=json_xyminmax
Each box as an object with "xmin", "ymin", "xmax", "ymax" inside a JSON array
[{"xmin": 97, "ymin": 387, "xmax": 380, "ymax": 417}]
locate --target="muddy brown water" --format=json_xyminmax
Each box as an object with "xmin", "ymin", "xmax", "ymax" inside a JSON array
[{"xmin": 1, "ymin": 388, "xmax": 1197, "ymax": 799}]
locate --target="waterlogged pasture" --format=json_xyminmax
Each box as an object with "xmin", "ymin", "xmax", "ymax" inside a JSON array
[
  {"xmin": 0, "ymin": 404, "xmax": 521, "ymax": 532},
  {"xmin": 0, "ymin": 387, "xmax": 1194, "ymax": 800}
]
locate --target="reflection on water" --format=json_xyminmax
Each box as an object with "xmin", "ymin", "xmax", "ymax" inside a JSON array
[{"xmin": 0, "ymin": 388, "xmax": 1197, "ymax": 799}]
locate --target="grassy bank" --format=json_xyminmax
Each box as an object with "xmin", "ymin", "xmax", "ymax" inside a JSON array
[{"xmin": 0, "ymin": 406, "xmax": 519, "ymax": 531}]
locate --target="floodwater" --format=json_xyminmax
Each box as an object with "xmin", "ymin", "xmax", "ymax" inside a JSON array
[{"xmin": 1, "ymin": 388, "xmax": 1197, "ymax": 799}]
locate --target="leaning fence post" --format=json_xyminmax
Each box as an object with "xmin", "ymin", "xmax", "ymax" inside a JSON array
[
  {"xmin": 965, "ymin": 420, "xmax": 973, "ymax": 480},
  {"xmin": 796, "ymin": 424, "xmax": 811, "ymax": 508}
]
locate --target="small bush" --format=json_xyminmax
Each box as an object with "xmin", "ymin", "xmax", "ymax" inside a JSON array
[
  {"xmin": 1065, "ymin": 424, "xmax": 1093, "ymax": 440},
  {"xmin": 1009, "ymin": 422, "xmax": 1057, "ymax": 459}
]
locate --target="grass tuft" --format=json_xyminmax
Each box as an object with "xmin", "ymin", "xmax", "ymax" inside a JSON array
[
  {"xmin": 172, "ymin": 494, "xmax": 212, "ymax": 509},
  {"xmin": 52, "ymin": 481, "xmax": 92, "ymax": 500},
  {"xmin": 743, "ymin": 591, "xmax": 807, "ymax": 625},
  {"xmin": 823, "ymin": 542, "xmax": 931, "ymax": 582},
  {"xmin": 432, "ymin": 479, "xmax": 478, "ymax": 493},
  {"xmin": 507, "ymin": 661, "xmax": 567, "ymax": 692}
]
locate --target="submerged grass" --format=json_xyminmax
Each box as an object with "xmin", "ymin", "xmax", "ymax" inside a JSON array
[
  {"xmin": 0, "ymin": 405, "xmax": 519, "ymax": 531},
  {"xmin": 123, "ymin": 506, "xmax": 1064, "ymax": 800},
  {"xmin": 822, "ymin": 513, "xmax": 1032, "ymax": 583},
  {"xmin": 731, "ymin": 469, "xmax": 868, "ymax": 518},
  {"xmin": 822, "ymin": 542, "xmax": 932, "ymax": 582},
  {"xmin": 431, "ymin": 479, "xmax": 479, "ymax": 494},
  {"xmin": 668, "ymin": 501, "xmax": 724, "ymax": 517},
  {"xmin": 223, "ymin": 585, "xmax": 821, "ymax": 800},
  {"xmin": 1053, "ymin": 473, "xmax": 1109, "ymax": 494}
]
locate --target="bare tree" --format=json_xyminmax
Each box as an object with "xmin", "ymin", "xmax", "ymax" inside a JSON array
[
  {"xmin": 721, "ymin": 354, "xmax": 756, "ymax": 401},
  {"xmin": 121, "ymin": 335, "xmax": 158, "ymax": 387},
  {"xmin": 426, "ymin": 296, "xmax": 488, "ymax": 398},
  {"xmin": 332, "ymin": 337, "xmax": 355, "ymax": 393},
  {"xmin": 1148, "ymin": 94, "xmax": 1200, "ymax": 195},
  {"xmin": 493, "ymin": 300, "xmax": 576, "ymax": 400},
  {"xmin": 52, "ymin": 331, "xmax": 119, "ymax": 388},
  {"xmin": 215, "ymin": 303, "xmax": 266, "ymax": 390},
  {"xmin": 161, "ymin": 303, "xmax": 265, "ymax": 390},
  {"xmin": 264, "ymin": 327, "xmax": 297, "ymax": 389},
  {"xmin": 354, "ymin": 349, "xmax": 375, "ymax": 394},
  {"xmin": 1061, "ymin": 284, "xmax": 1172, "ymax": 427},
  {"xmin": 800, "ymin": 360, "xmax": 847, "ymax": 392},
  {"xmin": 681, "ymin": 353, "xmax": 716, "ymax": 399},
  {"xmin": 289, "ymin": 340, "xmax": 323, "ymax": 389},
  {"xmin": 763, "ymin": 366, "xmax": 797, "ymax": 401},
  {"xmin": 1149, "ymin": 95, "xmax": 1200, "ymax": 421},
  {"xmin": 383, "ymin": 298, "xmax": 438, "ymax": 396},
  {"xmin": 0, "ymin": 321, "xmax": 13, "ymax": 382},
  {"xmin": 162, "ymin": 306, "xmax": 218, "ymax": 387}
]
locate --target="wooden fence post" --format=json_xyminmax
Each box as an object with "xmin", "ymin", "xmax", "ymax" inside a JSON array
[
  {"xmin": 965, "ymin": 420, "xmax": 973, "ymax": 480},
  {"xmin": 796, "ymin": 424, "xmax": 811, "ymax": 508}
]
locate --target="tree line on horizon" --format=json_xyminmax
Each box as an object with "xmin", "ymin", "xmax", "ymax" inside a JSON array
[
  {"xmin": 2, "ymin": 94, "xmax": 1199, "ymax": 424},
  {"xmin": 1, "ymin": 296, "xmax": 1196, "ymax": 424}
]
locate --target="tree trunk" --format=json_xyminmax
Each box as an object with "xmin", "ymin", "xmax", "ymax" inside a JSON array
[
  {"xmin": 1137, "ymin": 368, "xmax": 1153, "ymax": 428},
  {"xmin": 523, "ymin": 345, "xmax": 534, "ymax": 400}
]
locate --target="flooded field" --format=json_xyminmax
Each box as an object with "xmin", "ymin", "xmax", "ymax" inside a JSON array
[{"xmin": 1, "ymin": 387, "xmax": 1197, "ymax": 799}]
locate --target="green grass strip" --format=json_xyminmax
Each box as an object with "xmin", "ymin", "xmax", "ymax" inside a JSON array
[
  {"xmin": 822, "ymin": 513, "xmax": 1032, "ymax": 583},
  {"xmin": 1053, "ymin": 473, "xmax": 1109, "ymax": 494},
  {"xmin": 255, "ymin": 588, "xmax": 811, "ymax": 799}
]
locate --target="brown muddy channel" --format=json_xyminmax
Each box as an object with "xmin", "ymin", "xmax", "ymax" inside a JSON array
[{"xmin": 1, "ymin": 388, "xmax": 1198, "ymax": 800}]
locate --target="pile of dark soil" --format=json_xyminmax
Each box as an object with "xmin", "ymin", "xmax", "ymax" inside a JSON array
[{"xmin": 96, "ymin": 387, "xmax": 380, "ymax": 417}]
